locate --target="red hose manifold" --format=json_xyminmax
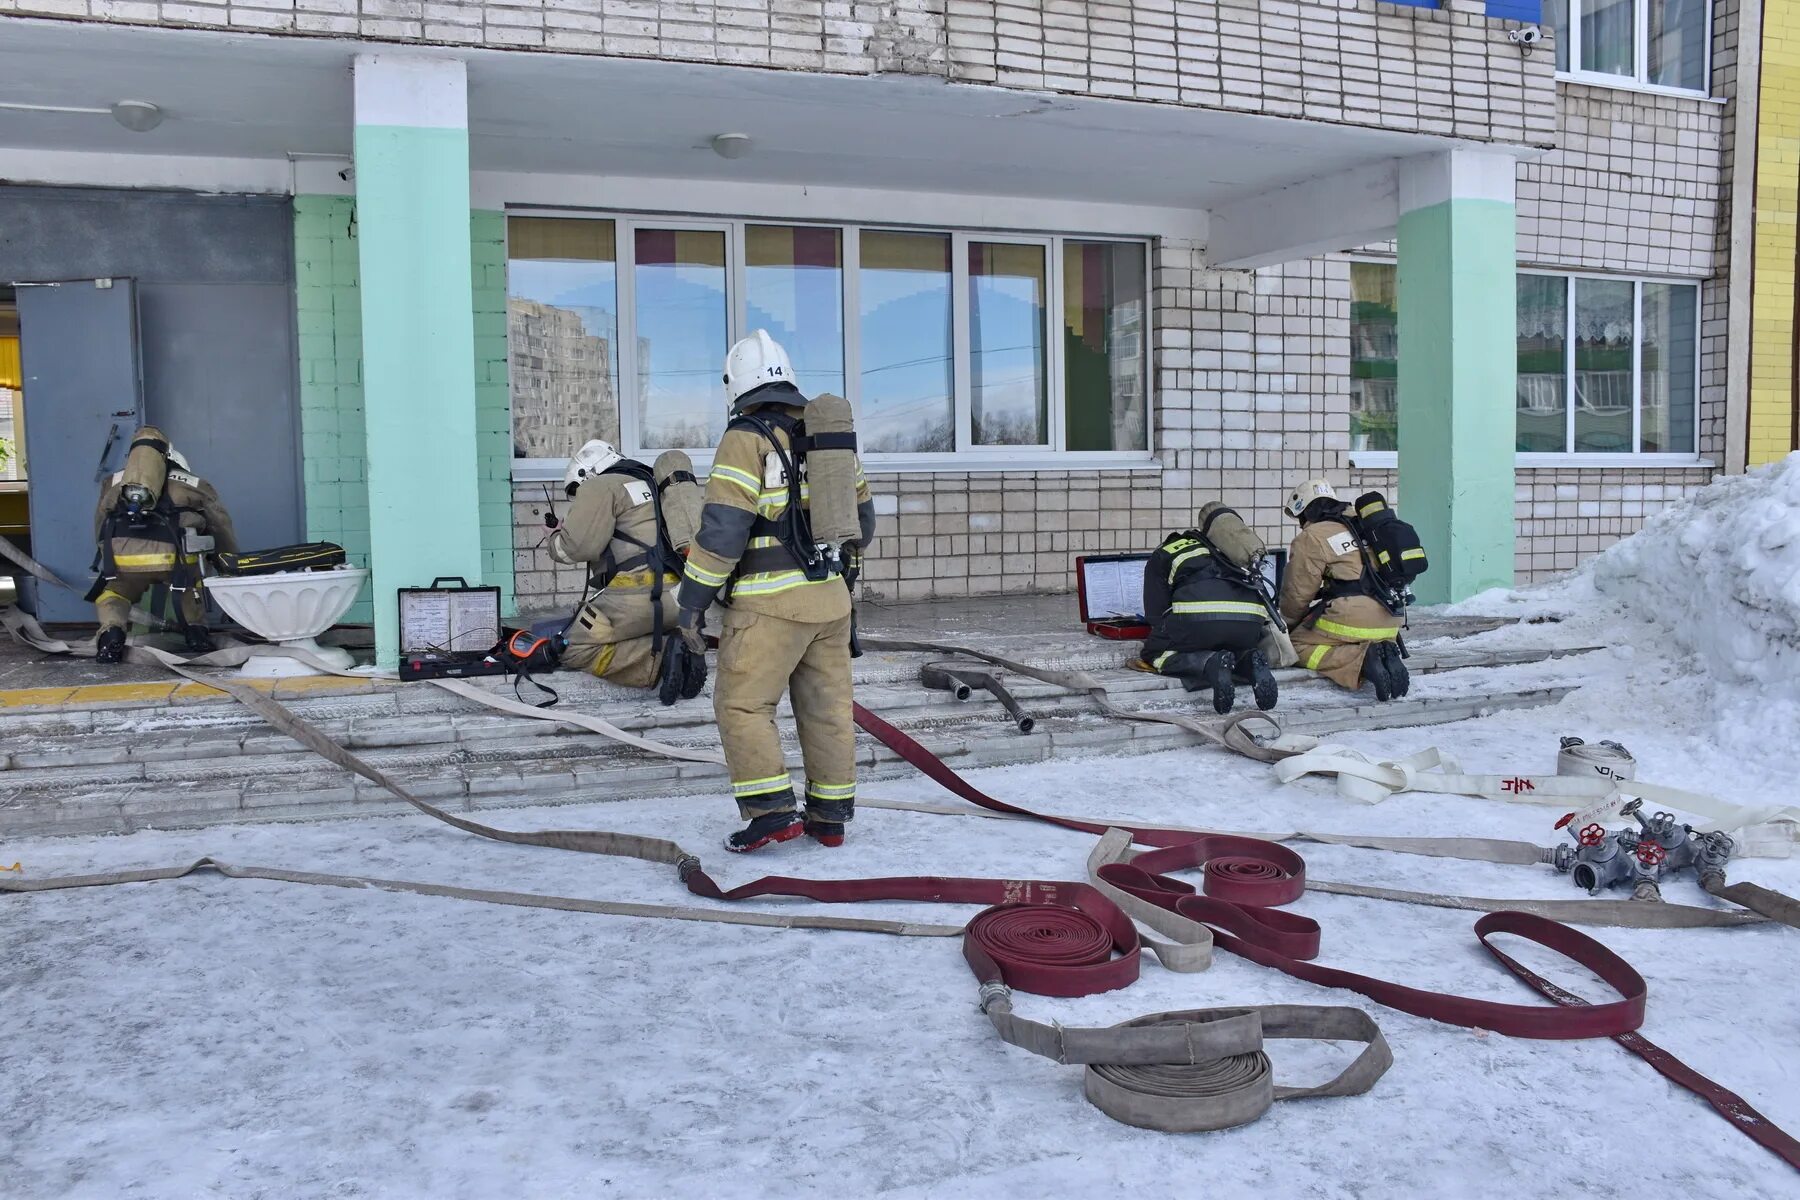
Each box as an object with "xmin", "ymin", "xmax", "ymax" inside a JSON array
[{"xmin": 1636, "ymin": 841, "xmax": 1668, "ymax": 868}]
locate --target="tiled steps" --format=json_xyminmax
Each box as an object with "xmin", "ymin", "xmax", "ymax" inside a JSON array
[{"xmin": 0, "ymin": 638, "xmax": 1591, "ymax": 838}]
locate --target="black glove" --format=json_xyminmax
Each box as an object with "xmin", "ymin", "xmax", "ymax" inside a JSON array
[
  {"xmin": 676, "ymin": 606, "xmax": 706, "ymax": 654},
  {"xmin": 543, "ymin": 509, "xmax": 560, "ymax": 530},
  {"xmin": 658, "ymin": 610, "xmax": 709, "ymax": 707}
]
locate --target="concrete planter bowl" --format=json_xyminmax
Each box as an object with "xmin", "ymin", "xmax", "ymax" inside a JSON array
[{"xmin": 203, "ymin": 567, "xmax": 369, "ymax": 678}]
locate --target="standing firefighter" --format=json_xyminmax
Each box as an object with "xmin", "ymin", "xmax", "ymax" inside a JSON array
[
  {"xmin": 89, "ymin": 426, "xmax": 237, "ymax": 663},
  {"xmin": 674, "ymin": 330, "xmax": 876, "ymax": 853},
  {"xmin": 1140, "ymin": 501, "xmax": 1284, "ymax": 714},
  {"xmin": 547, "ymin": 439, "xmax": 707, "ymax": 702},
  {"xmin": 1279, "ymin": 479, "xmax": 1408, "ymax": 700}
]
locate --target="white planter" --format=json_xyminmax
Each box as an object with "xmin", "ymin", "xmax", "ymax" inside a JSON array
[{"xmin": 203, "ymin": 567, "xmax": 369, "ymax": 678}]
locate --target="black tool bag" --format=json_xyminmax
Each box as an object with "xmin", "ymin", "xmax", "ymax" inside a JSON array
[
  {"xmin": 213, "ymin": 543, "xmax": 348, "ymax": 576},
  {"xmin": 1352, "ymin": 493, "xmax": 1428, "ymax": 591}
]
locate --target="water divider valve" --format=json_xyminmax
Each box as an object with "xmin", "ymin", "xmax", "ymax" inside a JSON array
[{"xmin": 1553, "ymin": 798, "xmax": 1735, "ymax": 900}]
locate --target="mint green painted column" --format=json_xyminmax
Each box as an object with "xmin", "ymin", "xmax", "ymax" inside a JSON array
[
  {"xmin": 1396, "ymin": 150, "xmax": 1518, "ymax": 605},
  {"xmin": 353, "ymin": 55, "xmax": 483, "ymax": 666}
]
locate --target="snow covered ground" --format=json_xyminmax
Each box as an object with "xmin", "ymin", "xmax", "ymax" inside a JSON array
[{"xmin": 6, "ymin": 460, "xmax": 1800, "ymax": 1199}]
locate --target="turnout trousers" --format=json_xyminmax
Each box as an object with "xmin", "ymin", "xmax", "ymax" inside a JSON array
[
  {"xmin": 560, "ymin": 572, "xmax": 681, "ymax": 688},
  {"xmin": 94, "ymin": 574, "xmax": 205, "ymax": 633},
  {"xmin": 713, "ymin": 606, "xmax": 856, "ymax": 821},
  {"xmin": 1290, "ymin": 595, "xmax": 1399, "ymax": 690}
]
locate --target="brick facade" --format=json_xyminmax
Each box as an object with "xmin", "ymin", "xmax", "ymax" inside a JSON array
[
  {"xmin": 0, "ymin": 0, "xmax": 1743, "ymax": 609},
  {"xmin": 1, "ymin": 0, "xmax": 1558, "ymax": 147}
]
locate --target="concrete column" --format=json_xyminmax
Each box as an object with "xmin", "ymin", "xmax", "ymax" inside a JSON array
[
  {"xmin": 1396, "ymin": 149, "xmax": 1518, "ymax": 604},
  {"xmin": 352, "ymin": 55, "xmax": 483, "ymax": 666}
]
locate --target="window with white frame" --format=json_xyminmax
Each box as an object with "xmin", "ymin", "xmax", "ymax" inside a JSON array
[
  {"xmin": 1350, "ymin": 262, "xmax": 1700, "ymax": 458},
  {"xmin": 504, "ymin": 214, "xmax": 1150, "ymax": 470},
  {"xmin": 1543, "ymin": 0, "xmax": 1710, "ymax": 93}
]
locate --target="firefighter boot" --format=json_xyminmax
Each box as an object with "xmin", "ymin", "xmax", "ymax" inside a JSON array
[
  {"xmin": 95, "ymin": 626, "xmax": 127, "ymax": 665},
  {"xmin": 804, "ymin": 798, "xmax": 853, "ymax": 848},
  {"xmin": 1363, "ymin": 642, "xmax": 1397, "ymax": 703},
  {"xmin": 1237, "ymin": 648, "xmax": 1279, "ymax": 711},
  {"xmin": 725, "ymin": 810, "xmax": 805, "ymax": 854},
  {"xmin": 1385, "ymin": 641, "xmax": 1411, "ymax": 698},
  {"xmin": 184, "ymin": 624, "xmax": 218, "ymax": 655}
]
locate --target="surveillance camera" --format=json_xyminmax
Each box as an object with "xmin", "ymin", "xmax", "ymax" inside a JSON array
[
  {"xmin": 337, "ymin": 165, "xmax": 355, "ymax": 182},
  {"xmin": 1509, "ymin": 25, "xmax": 1543, "ymax": 45}
]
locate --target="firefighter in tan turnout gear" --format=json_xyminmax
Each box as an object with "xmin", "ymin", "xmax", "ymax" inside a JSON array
[
  {"xmin": 1279, "ymin": 479, "xmax": 1409, "ymax": 701},
  {"xmin": 547, "ymin": 439, "xmax": 706, "ymax": 699},
  {"xmin": 674, "ymin": 330, "xmax": 877, "ymax": 853},
  {"xmin": 89, "ymin": 426, "xmax": 237, "ymax": 664}
]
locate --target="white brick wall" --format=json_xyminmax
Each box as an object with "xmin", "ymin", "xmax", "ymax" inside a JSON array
[{"xmin": 4, "ymin": 0, "xmax": 1557, "ymax": 147}]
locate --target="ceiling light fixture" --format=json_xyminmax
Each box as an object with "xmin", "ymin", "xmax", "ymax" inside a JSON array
[
  {"xmin": 110, "ymin": 100, "xmax": 164, "ymax": 133},
  {"xmin": 710, "ymin": 132, "xmax": 753, "ymax": 160}
]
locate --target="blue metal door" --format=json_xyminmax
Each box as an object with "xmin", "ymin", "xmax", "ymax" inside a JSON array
[{"xmin": 17, "ymin": 278, "xmax": 145, "ymax": 623}]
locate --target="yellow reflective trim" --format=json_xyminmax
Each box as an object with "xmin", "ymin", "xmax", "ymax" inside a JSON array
[
  {"xmin": 1170, "ymin": 600, "xmax": 1266, "ymax": 617},
  {"xmin": 1152, "ymin": 650, "xmax": 1175, "ymax": 670},
  {"xmin": 1377, "ymin": 550, "xmax": 1392, "ymax": 564},
  {"xmin": 1401, "ymin": 548, "xmax": 1426, "ymax": 561},
  {"xmin": 112, "ymin": 552, "xmax": 177, "ymax": 568},
  {"xmin": 727, "ymin": 571, "xmax": 840, "ymax": 598},
  {"xmin": 606, "ymin": 570, "xmax": 681, "ymax": 589},
  {"xmin": 710, "ymin": 465, "xmax": 761, "ymax": 497},
  {"xmin": 1304, "ymin": 644, "xmax": 1331, "ymax": 670},
  {"xmin": 1358, "ymin": 500, "xmax": 1385, "ymax": 518},
  {"xmin": 1166, "ymin": 545, "xmax": 1211, "ymax": 581},
  {"xmin": 732, "ymin": 774, "xmax": 792, "ymax": 796},
  {"xmin": 587, "ymin": 644, "xmax": 617, "ymax": 677},
  {"xmin": 1315, "ymin": 618, "xmax": 1399, "ymax": 641},
  {"xmin": 748, "ymin": 536, "xmax": 782, "ymax": 548},
  {"xmin": 806, "ymin": 781, "xmax": 857, "ymax": 800},
  {"xmin": 95, "ymin": 589, "xmax": 131, "ymax": 605},
  {"xmin": 683, "ymin": 561, "xmax": 731, "ymax": 586}
]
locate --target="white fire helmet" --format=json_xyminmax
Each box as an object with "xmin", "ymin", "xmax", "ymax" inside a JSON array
[
  {"xmin": 1284, "ymin": 478, "xmax": 1338, "ymax": 519},
  {"xmin": 563, "ymin": 439, "xmax": 622, "ymax": 496},
  {"xmin": 723, "ymin": 329, "xmax": 795, "ymax": 406}
]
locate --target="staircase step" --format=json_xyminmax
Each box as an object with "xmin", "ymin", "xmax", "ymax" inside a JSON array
[{"xmin": 0, "ymin": 682, "xmax": 1574, "ymax": 839}]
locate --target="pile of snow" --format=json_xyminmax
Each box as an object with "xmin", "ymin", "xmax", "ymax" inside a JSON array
[{"xmin": 1590, "ymin": 453, "xmax": 1800, "ymax": 688}]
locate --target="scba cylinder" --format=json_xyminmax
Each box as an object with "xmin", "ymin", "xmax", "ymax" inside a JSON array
[{"xmin": 805, "ymin": 392, "xmax": 861, "ymax": 548}]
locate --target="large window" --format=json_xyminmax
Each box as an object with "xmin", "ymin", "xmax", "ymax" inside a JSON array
[
  {"xmin": 858, "ymin": 231, "xmax": 954, "ymax": 453},
  {"xmin": 1544, "ymin": 0, "xmax": 1710, "ymax": 93},
  {"xmin": 506, "ymin": 217, "xmax": 620, "ymax": 459},
  {"xmin": 506, "ymin": 216, "xmax": 1150, "ymax": 468},
  {"xmin": 1349, "ymin": 262, "xmax": 1700, "ymax": 460}
]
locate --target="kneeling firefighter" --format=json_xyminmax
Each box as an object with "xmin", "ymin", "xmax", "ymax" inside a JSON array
[
  {"xmin": 548, "ymin": 440, "xmax": 706, "ymax": 701},
  {"xmin": 89, "ymin": 427, "xmax": 237, "ymax": 663},
  {"xmin": 1279, "ymin": 479, "xmax": 1408, "ymax": 701},
  {"xmin": 1140, "ymin": 501, "xmax": 1289, "ymax": 714},
  {"xmin": 673, "ymin": 330, "xmax": 877, "ymax": 854}
]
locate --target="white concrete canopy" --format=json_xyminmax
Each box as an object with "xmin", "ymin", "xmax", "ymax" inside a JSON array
[{"xmin": 0, "ymin": 16, "xmax": 1536, "ymax": 255}]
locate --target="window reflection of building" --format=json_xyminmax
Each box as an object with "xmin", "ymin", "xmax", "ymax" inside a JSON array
[
  {"xmin": 506, "ymin": 218, "xmax": 1151, "ymax": 461},
  {"xmin": 508, "ymin": 298, "xmax": 616, "ymax": 459}
]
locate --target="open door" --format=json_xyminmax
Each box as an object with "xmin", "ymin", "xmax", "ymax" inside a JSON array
[{"xmin": 16, "ymin": 278, "xmax": 145, "ymax": 624}]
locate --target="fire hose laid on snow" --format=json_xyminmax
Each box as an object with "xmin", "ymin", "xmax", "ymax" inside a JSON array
[
  {"xmin": 5, "ymin": 650, "xmax": 1800, "ymax": 1163},
  {"xmin": 3, "ymin": 580, "xmax": 1799, "ymax": 1159}
]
